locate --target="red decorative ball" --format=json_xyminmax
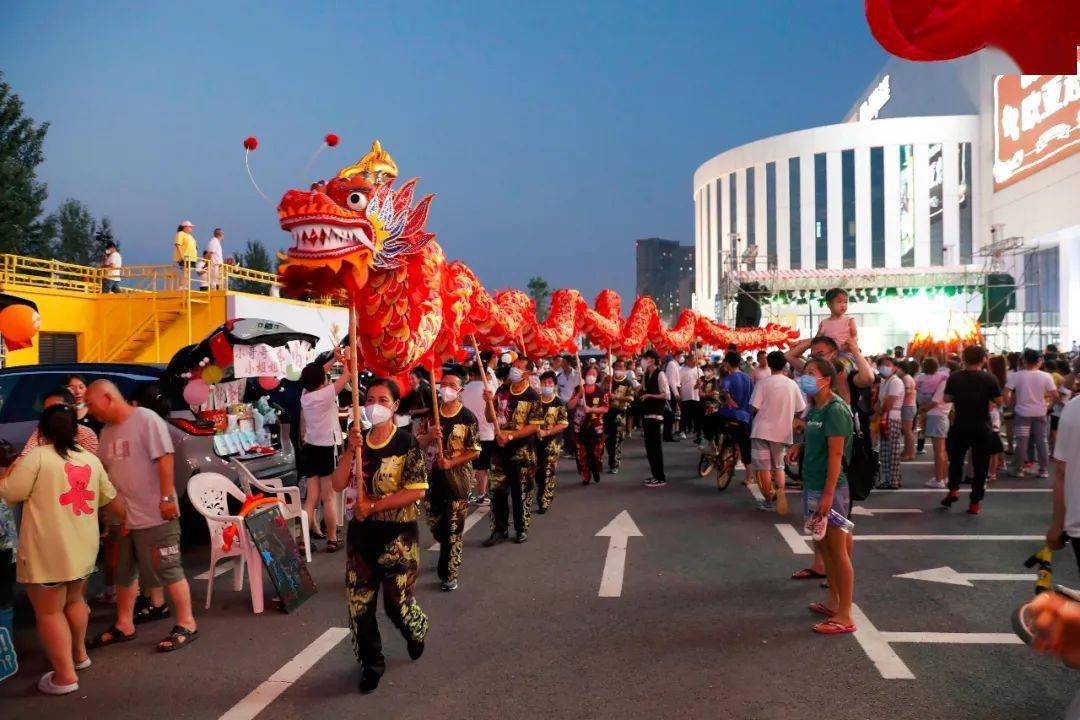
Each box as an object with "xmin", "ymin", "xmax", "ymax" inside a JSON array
[
  {"xmin": 243, "ymin": 136, "xmax": 258, "ymax": 151},
  {"xmin": 324, "ymin": 133, "xmax": 339, "ymax": 147}
]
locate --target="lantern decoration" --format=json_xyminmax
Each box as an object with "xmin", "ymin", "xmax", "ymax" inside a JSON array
[
  {"xmin": 183, "ymin": 378, "xmax": 210, "ymax": 407},
  {"xmin": 0, "ymin": 303, "xmax": 41, "ymax": 351},
  {"xmin": 258, "ymin": 376, "xmax": 280, "ymax": 390},
  {"xmin": 201, "ymin": 364, "xmax": 224, "ymax": 385}
]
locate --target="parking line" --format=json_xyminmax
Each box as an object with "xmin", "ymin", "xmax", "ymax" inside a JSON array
[
  {"xmin": 428, "ymin": 505, "xmax": 490, "ymax": 552},
  {"xmin": 774, "ymin": 523, "xmax": 813, "ymax": 555},
  {"xmin": 882, "ymin": 631, "xmax": 1023, "ymax": 645},
  {"xmin": 850, "ymin": 604, "xmax": 915, "ymax": 680},
  {"xmin": 219, "ymin": 627, "xmax": 349, "ymax": 720}
]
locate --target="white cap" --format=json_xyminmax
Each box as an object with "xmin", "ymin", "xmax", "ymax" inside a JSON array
[{"xmin": 180, "ymin": 220, "xmax": 194, "ymax": 228}]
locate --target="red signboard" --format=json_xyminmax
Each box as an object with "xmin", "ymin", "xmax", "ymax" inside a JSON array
[{"xmin": 993, "ymin": 71, "xmax": 1080, "ymax": 190}]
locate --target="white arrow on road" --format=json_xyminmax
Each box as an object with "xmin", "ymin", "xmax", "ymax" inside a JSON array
[
  {"xmin": 596, "ymin": 510, "xmax": 643, "ymax": 598},
  {"xmin": 850, "ymin": 506, "xmax": 922, "ymax": 517},
  {"xmin": 894, "ymin": 565, "xmax": 1036, "ymax": 587}
]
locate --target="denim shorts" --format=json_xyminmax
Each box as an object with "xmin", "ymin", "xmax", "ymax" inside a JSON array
[
  {"xmin": 802, "ymin": 485, "xmax": 851, "ymax": 522},
  {"xmin": 901, "ymin": 405, "xmax": 916, "ymax": 423},
  {"xmin": 924, "ymin": 414, "xmax": 949, "ymax": 438}
]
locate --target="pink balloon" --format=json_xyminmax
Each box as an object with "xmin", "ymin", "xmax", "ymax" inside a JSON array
[
  {"xmin": 183, "ymin": 378, "xmax": 210, "ymax": 406},
  {"xmin": 258, "ymin": 376, "xmax": 280, "ymax": 390}
]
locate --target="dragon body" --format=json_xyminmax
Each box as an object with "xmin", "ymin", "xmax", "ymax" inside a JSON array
[{"xmin": 277, "ymin": 141, "xmax": 798, "ymax": 376}]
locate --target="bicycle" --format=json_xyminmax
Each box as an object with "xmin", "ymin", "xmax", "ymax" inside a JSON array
[{"xmin": 697, "ymin": 418, "xmax": 745, "ymax": 492}]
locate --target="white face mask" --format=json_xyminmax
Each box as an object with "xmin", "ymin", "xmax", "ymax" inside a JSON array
[
  {"xmin": 541, "ymin": 385, "xmax": 555, "ymax": 397},
  {"xmin": 365, "ymin": 403, "xmax": 393, "ymax": 426},
  {"xmin": 509, "ymin": 368, "xmax": 525, "ymax": 383},
  {"xmin": 614, "ymin": 371, "xmax": 626, "ymax": 380},
  {"xmin": 500, "ymin": 353, "xmax": 512, "ymax": 364},
  {"xmin": 584, "ymin": 375, "xmax": 597, "ymax": 386},
  {"xmin": 440, "ymin": 387, "xmax": 460, "ymax": 403}
]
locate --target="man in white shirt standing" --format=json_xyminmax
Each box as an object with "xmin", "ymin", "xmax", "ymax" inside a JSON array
[
  {"xmin": 750, "ymin": 351, "xmax": 806, "ymax": 513},
  {"xmin": 461, "ymin": 362, "xmax": 496, "ymax": 503},
  {"xmin": 664, "ymin": 354, "xmax": 682, "ymax": 441},
  {"xmin": 101, "ymin": 241, "xmax": 122, "ymax": 293},
  {"xmin": 203, "ymin": 228, "xmax": 225, "ymax": 291},
  {"xmin": 679, "ymin": 360, "xmax": 703, "ymax": 443},
  {"xmin": 1006, "ymin": 348, "xmax": 1060, "ymax": 478},
  {"xmin": 556, "ymin": 356, "xmax": 579, "ymax": 457}
]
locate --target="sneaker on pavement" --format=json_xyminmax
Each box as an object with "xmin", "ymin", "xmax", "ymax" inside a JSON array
[
  {"xmin": 924, "ymin": 478, "xmax": 948, "ymax": 489},
  {"xmin": 514, "ymin": 532, "xmax": 528, "ymax": 544},
  {"xmin": 967, "ymin": 502, "xmax": 981, "ymax": 515},
  {"xmin": 1038, "ymin": 469, "xmax": 1049, "ymax": 479},
  {"xmin": 440, "ymin": 580, "xmax": 458, "ymax": 592},
  {"xmin": 482, "ymin": 532, "xmax": 507, "ymax": 547},
  {"xmin": 477, "ymin": 494, "xmax": 491, "ymax": 506},
  {"xmin": 941, "ymin": 490, "xmax": 960, "ymax": 508},
  {"xmin": 644, "ymin": 478, "xmax": 667, "ymax": 488},
  {"xmin": 757, "ymin": 500, "xmax": 776, "ymax": 511}
]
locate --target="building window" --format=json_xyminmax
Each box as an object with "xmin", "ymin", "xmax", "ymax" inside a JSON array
[
  {"xmin": 1024, "ymin": 247, "xmax": 1060, "ymax": 313},
  {"xmin": 870, "ymin": 147, "xmax": 885, "ymax": 267},
  {"xmin": 729, "ymin": 172, "xmax": 737, "ymax": 256},
  {"xmin": 959, "ymin": 142, "xmax": 972, "ymax": 264},
  {"xmin": 929, "ymin": 143, "xmax": 944, "ymax": 265},
  {"xmin": 766, "ymin": 162, "xmax": 777, "ymax": 269},
  {"xmin": 841, "ymin": 149, "xmax": 855, "ymax": 268},
  {"xmin": 899, "ymin": 144, "xmax": 916, "ymax": 267},
  {"xmin": 789, "ymin": 157, "xmax": 801, "ymax": 269},
  {"xmin": 702, "ymin": 185, "xmax": 710, "ymax": 289},
  {"xmin": 715, "ymin": 179, "xmax": 724, "ymax": 277},
  {"xmin": 814, "ymin": 153, "xmax": 827, "ymax": 269},
  {"xmin": 746, "ymin": 167, "xmax": 756, "ymax": 252}
]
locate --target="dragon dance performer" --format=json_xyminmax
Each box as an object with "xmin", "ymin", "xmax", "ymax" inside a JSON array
[
  {"xmin": 535, "ymin": 370, "xmax": 570, "ymax": 514},
  {"xmin": 334, "ymin": 378, "xmax": 429, "ymax": 694},
  {"xmin": 604, "ymin": 358, "xmax": 635, "ymax": 473},
  {"xmin": 569, "ymin": 366, "xmax": 610, "ymax": 485},
  {"xmin": 483, "ymin": 357, "xmax": 544, "ymax": 545},
  {"xmin": 419, "ymin": 367, "xmax": 480, "ymax": 592}
]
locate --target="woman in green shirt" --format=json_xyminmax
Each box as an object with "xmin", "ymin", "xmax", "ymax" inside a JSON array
[{"xmin": 788, "ymin": 358, "xmax": 855, "ymax": 635}]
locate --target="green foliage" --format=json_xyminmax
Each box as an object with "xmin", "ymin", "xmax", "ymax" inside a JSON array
[
  {"xmin": 526, "ymin": 275, "xmax": 551, "ymax": 321},
  {"xmin": 0, "ymin": 71, "xmax": 51, "ymax": 255},
  {"xmin": 233, "ymin": 239, "xmax": 273, "ymax": 295},
  {"xmin": 49, "ymin": 198, "xmax": 97, "ymax": 265}
]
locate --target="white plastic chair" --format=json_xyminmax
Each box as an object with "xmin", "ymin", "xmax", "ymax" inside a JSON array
[
  {"xmin": 229, "ymin": 459, "xmax": 312, "ymax": 563},
  {"xmin": 186, "ymin": 472, "xmax": 265, "ymax": 613}
]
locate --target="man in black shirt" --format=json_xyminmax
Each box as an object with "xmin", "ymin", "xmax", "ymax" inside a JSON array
[{"xmin": 942, "ymin": 345, "xmax": 1002, "ymax": 514}]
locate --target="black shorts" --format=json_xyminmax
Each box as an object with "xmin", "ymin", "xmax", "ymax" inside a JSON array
[
  {"xmin": 1051, "ymin": 414, "xmax": 1060, "ymax": 432},
  {"xmin": 301, "ymin": 443, "xmax": 337, "ymax": 477},
  {"xmin": 473, "ymin": 439, "xmax": 496, "ymax": 471}
]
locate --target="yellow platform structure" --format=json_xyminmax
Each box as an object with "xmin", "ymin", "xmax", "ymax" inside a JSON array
[{"xmin": 0, "ymin": 255, "xmax": 345, "ymax": 367}]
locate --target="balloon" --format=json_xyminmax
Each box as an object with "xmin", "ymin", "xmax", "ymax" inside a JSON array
[
  {"xmin": 201, "ymin": 364, "xmax": 224, "ymax": 385},
  {"xmin": 325, "ymin": 133, "xmax": 339, "ymax": 147},
  {"xmin": 0, "ymin": 304, "xmax": 40, "ymax": 350},
  {"xmin": 243, "ymin": 136, "xmax": 258, "ymax": 151},
  {"xmin": 258, "ymin": 376, "xmax": 280, "ymax": 390},
  {"xmin": 183, "ymin": 379, "xmax": 210, "ymax": 406},
  {"xmin": 284, "ymin": 364, "xmax": 301, "ymax": 382}
]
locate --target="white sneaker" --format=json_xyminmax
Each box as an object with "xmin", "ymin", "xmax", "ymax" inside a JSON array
[
  {"xmin": 924, "ymin": 478, "xmax": 948, "ymax": 489},
  {"xmin": 75, "ymin": 657, "xmax": 91, "ymax": 670},
  {"xmin": 38, "ymin": 671, "xmax": 79, "ymax": 696}
]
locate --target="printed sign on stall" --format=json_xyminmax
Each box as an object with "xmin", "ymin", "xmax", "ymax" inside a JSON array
[{"xmin": 232, "ymin": 344, "xmax": 284, "ymax": 379}]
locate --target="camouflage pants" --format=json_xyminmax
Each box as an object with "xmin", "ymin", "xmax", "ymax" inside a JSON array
[
  {"xmin": 489, "ymin": 443, "xmax": 537, "ymax": 535},
  {"xmin": 536, "ymin": 438, "xmax": 563, "ymax": 511},
  {"xmin": 604, "ymin": 410, "xmax": 627, "ymax": 470},
  {"xmin": 425, "ymin": 497, "xmax": 467, "ymax": 582},
  {"xmin": 345, "ymin": 520, "xmax": 429, "ymax": 677},
  {"xmin": 576, "ymin": 426, "xmax": 604, "ymax": 482}
]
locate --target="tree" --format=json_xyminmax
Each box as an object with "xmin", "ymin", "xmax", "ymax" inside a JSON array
[
  {"xmin": 94, "ymin": 216, "xmax": 115, "ymax": 250},
  {"xmin": 234, "ymin": 239, "xmax": 273, "ymax": 295},
  {"xmin": 49, "ymin": 198, "xmax": 96, "ymax": 265},
  {"xmin": 526, "ymin": 276, "xmax": 551, "ymax": 321},
  {"xmin": 0, "ymin": 72, "xmax": 51, "ymax": 255}
]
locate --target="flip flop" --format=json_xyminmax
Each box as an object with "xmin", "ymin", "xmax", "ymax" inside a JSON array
[
  {"xmin": 809, "ymin": 602, "xmax": 836, "ymax": 617},
  {"xmin": 89, "ymin": 625, "xmax": 136, "ymax": 648},
  {"xmin": 812, "ymin": 620, "xmax": 856, "ymax": 635},
  {"xmin": 791, "ymin": 568, "xmax": 826, "ymax": 580}
]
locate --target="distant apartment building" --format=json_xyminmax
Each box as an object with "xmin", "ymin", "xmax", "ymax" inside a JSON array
[{"xmin": 635, "ymin": 238, "xmax": 695, "ymax": 324}]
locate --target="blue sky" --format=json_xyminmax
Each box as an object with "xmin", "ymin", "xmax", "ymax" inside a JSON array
[{"xmin": 0, "ymin": 0, "xmax": 887, "ymax": 301}]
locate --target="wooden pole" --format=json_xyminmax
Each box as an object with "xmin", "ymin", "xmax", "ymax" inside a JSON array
[
  {"xmin": 470, "ymin": 333, "xmax": 504, "ymax": 442},
  {"xmin": 428, "ymin": 347, "xmax": 444, "ymax": 463},
  {"xmin": 349, "ymin": 305, "xmax": 364, "ymax": 502},
  {"xmin": 607, "ymin": 346, "xmax": 614, "ymax": 395}
]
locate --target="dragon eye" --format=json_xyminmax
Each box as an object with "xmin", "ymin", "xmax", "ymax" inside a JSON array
[{"xmin": 346, "ymin": 192, "xmax": 367, "ymax": 211}]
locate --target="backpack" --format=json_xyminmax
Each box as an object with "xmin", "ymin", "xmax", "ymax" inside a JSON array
[{"xmin": 841, "ymin": 402, "xmax": 879, "ymax": 502}]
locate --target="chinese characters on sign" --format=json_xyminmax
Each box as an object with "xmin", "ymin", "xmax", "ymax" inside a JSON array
[{"xmin": 994, "ymin": 73, "xmax": 1080, "ymax": 190}]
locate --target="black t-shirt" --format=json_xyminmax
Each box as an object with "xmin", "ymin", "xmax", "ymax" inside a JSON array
[
  {"xmin": 431, "ymin": 406, "xmax": 481, "ymax": 501},
  {"xmin": 494, "ymin": 383, "xmax": 544, "ymax": 451},
  {"xmin": 944, "ymin": 370, "xmax": 1001, "ymax": 431}
]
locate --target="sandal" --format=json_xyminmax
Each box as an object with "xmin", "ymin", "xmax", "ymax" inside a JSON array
[
  {"xmin": 134, "ymin": 601, "xmax": 171, "ymax": 625},
  {"xmin": 157, "ymin": 625, "xmax": 199, "ymax": 652},
  {"xmin": 791, "ymin": 568, "xmax": 827, "ymax": 580},
  {"xmin": 812, "ymin": 619, "xmax": 856, "ymax": 635},
  {"xmin": 324, "ymin": 539, "xmax": 342, "ymax": 553},
  {"xmin": 89, "ymin": 625, "xmax": 136, "ymax": 648},
  {"xmin": 809, "ymin": 602, "xmax": 836, "ymax": 617}
]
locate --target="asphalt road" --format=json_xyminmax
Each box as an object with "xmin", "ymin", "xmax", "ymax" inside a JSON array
[{"xmin": 2, "ymin": 436, "xmax": 1077, "ymax": 719}]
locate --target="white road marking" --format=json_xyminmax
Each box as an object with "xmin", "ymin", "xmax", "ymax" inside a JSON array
[
  {"xmin": 596, "ymin": 510, "xmax": 643, "ymax": 597},
  {"xmin": 850, "ymin": 506, "xmax": 922, "ymax": 517},
  {"xmin": 894, "ymin": 565, "xmax": 1036, "ymax": 587},
  {"xmin": 873, "ymin": 488, "xmax": 1048, "ymax": 493},
  {"xmin": 219, "ymin": 627, "xmax": 349, "ymax": 720},
  {"xmin": 882, "ymin": 632, "xmax": 1024, "ymax": 645},
  {"xmin": 747, "ymin": 483, "xmax": 765, "ymax": 502},
  {"xmin": 850, "ymin": 604, "xmax": 914, "ymax": 680},
  {"xmin": 774, "ymin": 523, "xmax": 813, "ymax": 555},
  {"xmin": 195, "ymin": 562, "xmax": 237, "ymax": 581},
  {"xmin": 428, "ymin": 505, "xmax": 490, "ymax": 552}
]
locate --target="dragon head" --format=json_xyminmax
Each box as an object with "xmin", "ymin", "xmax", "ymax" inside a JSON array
[{"xmin": 277, "ymin": 140, "xmax": 435, "ymax": 299}]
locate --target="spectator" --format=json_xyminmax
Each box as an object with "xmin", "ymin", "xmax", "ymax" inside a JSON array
[
  {"xmin": 63, "ymin": 374, "xmax": 103, "ymax": 435},
  {"xmin": 874, "ymin": 356, "xmax": 905, "ymax": 489},
  {"xmin": 0, "ymin": 404, "xmax": 123, "ymax": 694},
  {"xmin": 789, "ymin": 357, "xmax": 855, "ymax": 635},
  {"xmin": 664, "ymin": 353, "xmax": 683, "ymax": 441},
  {"xmin": 85, "ymin": 380, "xmax": 198, "ymax": 652},
  {"xmin": 639, "ymin": 350, "xmax": 669, "ymax": 487},
  {"xmin": 941, "ymin": 346, "xmax": 1002, "ymax": 514},
  {"xmin": 299, "ymin": 349, "xmax": 351, "ymax": 553},
  {"xmin": 718, "ymin": 350, "xmax": 755, "ymax": 487},
  {"xmin": 461, "ymin": 362, "xmax": 495, "ymax": 503},
  {"xmin": 750, "ymin": 351, "xmax": 805, "ymax": 513},
  {"xmin": 203, "ymin": 228, "xmax": 225, "ymax": 291},
  {"xmin": 898, "ymin": 360, "xmax": 918, "ymax": 460},
  {"xmin": 1005, "ymin": 349, "xmax": 1059, "ymax": 479},
  {"xmin": 556, "ymin": 356, "xmax": 579, "ymax": 457},
  {"xmin": 16, "ymin": 387, "xmax": 99, "ymax": 460},
  {"xmin": 101, "ymin": 241, "xmax": 122, "ymax": 294},
  {"xmin": 173, "ymin": 220, "xmax": 197, "ymax": 290},
  {"xmin": 918, "ymin": 368, "xmax": 953, "ymax": 489},
  {"xmin": 1049, "ymin": 384, "xmax": 1080, "ymax": 574},
  {"xmin": 679, "ymin": 357, "xmax": 702, "ymax": 443}
]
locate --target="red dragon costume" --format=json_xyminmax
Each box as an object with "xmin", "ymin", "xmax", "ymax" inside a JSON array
[{"xmin": 276, "ymin": 141, "xmax": 799, "ymax": 377}]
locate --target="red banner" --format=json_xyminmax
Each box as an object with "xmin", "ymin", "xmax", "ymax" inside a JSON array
[{"xmin": 993, "ymin": 72, "xmax": 1080, "ymax": 191}]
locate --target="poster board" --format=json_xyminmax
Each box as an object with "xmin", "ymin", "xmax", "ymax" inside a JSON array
[{"xmin": 244, "ymin": 505, "xmax": 317, "ymax": 612}]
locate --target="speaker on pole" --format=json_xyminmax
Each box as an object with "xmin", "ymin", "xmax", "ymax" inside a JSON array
[
  {"xmin": 735, "ymin": 282, "xmax": 768, "ymax": 328},
  {"xmin": 980, "ymin": 273, "xmax": 1015, "ymax": 327}
]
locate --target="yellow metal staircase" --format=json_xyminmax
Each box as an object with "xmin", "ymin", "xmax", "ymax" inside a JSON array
[{"xmin": 98, "ymin": 293, "xmax": 207, "ymax": 363}]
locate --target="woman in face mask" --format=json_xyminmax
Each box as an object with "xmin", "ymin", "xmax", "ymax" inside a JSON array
[
  {"xmin": 417, "ymin": 368, "xmax": 480, "ymax": 591},
  {"xmin": 569, "ymin": 368, "xmax": 610, "ymax": 485},
  {"xmin": 534, "ymin": 370, "xmax": 569, "ymax": 513},
  {"xmin": 873, "ymin": 357, "xmax": 905, "ymax": 490},
  {"xmin": 333, "ymin": 377, "xmax": 430, "ymax": 694},
  {"xmin": 787, "ymin": 358, "xmax": 856, "ymax": 635}
]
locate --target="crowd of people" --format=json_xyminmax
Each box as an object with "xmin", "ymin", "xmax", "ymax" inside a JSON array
[{"xmin": 4, "ymin": 286, "xmax": 1080, "ymax": 696}]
